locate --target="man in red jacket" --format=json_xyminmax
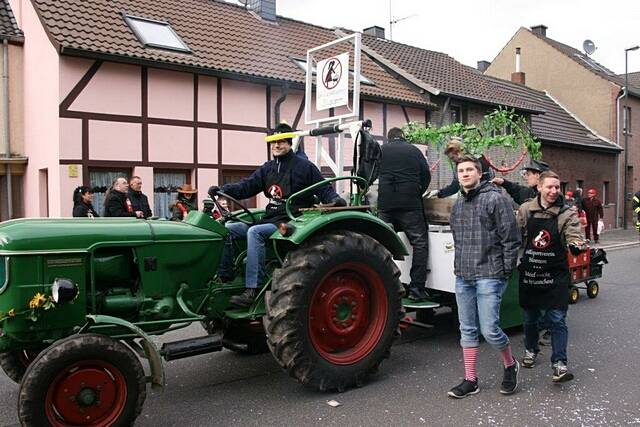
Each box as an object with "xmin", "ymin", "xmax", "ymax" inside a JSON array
[{"xmin": 581, "ymin": 188, "xmax": 603, "ymax": 243}]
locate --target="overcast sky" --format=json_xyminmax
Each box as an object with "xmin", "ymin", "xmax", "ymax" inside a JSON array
[{"xmin": 270, "ymin": 0, "xmax": 640, "ymax": 75}]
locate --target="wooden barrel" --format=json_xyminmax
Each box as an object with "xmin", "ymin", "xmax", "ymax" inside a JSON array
[{"xmin": 423, "ymin": 197, "xmax": 455, "ymax": 224}]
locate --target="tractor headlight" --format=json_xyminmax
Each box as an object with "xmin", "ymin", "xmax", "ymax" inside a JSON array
[{"xmin": 51, "ymin": 278, "xmax": 79, "ymax": 304}]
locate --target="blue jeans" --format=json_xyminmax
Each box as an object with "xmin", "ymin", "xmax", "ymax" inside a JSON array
[
  {"xmin": 217, "ymin": 222, "xmax": 277, "ymax": 288},
  {"xmin": 523, "ymin": 308, "xmax": 568, "ymax": 365},
  {"xmin": 455, "ymin": 276, "xmax": 510, "ymax": 350}
]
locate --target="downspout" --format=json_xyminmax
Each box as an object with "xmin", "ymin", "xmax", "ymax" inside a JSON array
[
  {"xmin": 616, "ymin": 89, "xmax": 624, "ymax": 228},
  {"xmin": 273, "ymin": 83, "xmax": 289, "ymax": 127},
  {"xmin": 2, "ymin": 39, "xmax": 12, "ymax": 219}
]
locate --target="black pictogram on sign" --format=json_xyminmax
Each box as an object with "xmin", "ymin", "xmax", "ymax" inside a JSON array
[{"xmin": 322, "ymin": 58, "xmax": 343, "ymax": 90}]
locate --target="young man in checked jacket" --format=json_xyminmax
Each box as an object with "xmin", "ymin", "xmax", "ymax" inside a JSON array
[{"xmin": 448, "ymin": 155, "xmax": 522, "ymax": 398}]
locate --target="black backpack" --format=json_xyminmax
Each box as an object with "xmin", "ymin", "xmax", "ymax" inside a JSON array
[{"xmin": 352, "ymin": 129, "xmax": 382, "ymax": 190}]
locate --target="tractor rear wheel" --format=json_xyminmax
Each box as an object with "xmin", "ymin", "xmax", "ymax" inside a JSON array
[
  {"xmin": 18, "ymin": 334, "xmax": 146, "ymax": 427},
  {"xmin": 0, "ymin": 349, "xmax": 39, "ymax": 383},
  {"xmin": 264, "ymin": 231, "xmax": 403, "ymax": 391}
]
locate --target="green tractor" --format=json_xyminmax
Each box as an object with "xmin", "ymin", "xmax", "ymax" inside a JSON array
[{"xmin": 0, "ymin": 121, "xmax": 408, "ymax": 425}]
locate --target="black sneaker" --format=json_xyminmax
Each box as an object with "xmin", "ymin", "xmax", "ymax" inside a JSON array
[
  {"xmin": 522, "ymin": 349, "xmax": 538, "ymax": 368},
  {"xmin": 447, "ymin": 379, "xmax": 479, "ymax": 399},
  {"xmin": 552, "ymin": 361, "xmax": 574, "ymax": 383},
  {"xmin": 539, "ymin": 329, "xmax": 551, "ymax": 346},
  {"xmin": 229, "ymin": 288, "xmax": 257, "ymax": 308},
  {"xmin": 500, "ymin": 359, "xmax": 519, "ymax": 395},
  {"xmin": 408, "ymin": 286, "xmax": 429, "ymax": 302}
]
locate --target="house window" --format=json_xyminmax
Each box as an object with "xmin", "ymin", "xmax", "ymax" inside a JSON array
[
  {"xmin": 124, "ymin": 15, "xmax": 190, "ymax": 53},
  {"xmin": 290, "ymin": 58, "xmax": 374, "ymax": 86},
  {"xmin": 89, "ymin": 169, "xmax": 131, "ymax": 216},
  {"xmin": 624, "ymin": 106, "xmax": 632, "ymax": 135},
  {"xmin": 603, "ymin": 181, "xmax": 610, "ymax": 204},
  {"xmin": 154, "ymin": 170, "xmax": 190, "ymax": 219},
  {"xmin": 222, "ymin": 170, "xmax": 257, "ymax": 208}
]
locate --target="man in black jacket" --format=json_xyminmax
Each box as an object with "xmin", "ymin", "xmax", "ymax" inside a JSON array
[
  {"xmin": 492, "ymin": 159, "xmax": 549, "ymax": 205},
  {"xmin": 128, "ymin": 176, "xmax": 153, "ymax": 219},
  {"xmin": 209, "ymin": 122, "xmax": 346, "ymax": 307},
  {"xmin": 378, "ymin": 127, "xmax": 430, "ymax": 300},
  {"xmin": 104, "ymin": 177, "xmax": 144, "ymax": 218}
]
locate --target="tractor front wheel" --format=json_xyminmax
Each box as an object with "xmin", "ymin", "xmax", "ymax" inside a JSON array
[
  {"xmin": 0, "ymin": 349, "xmax": 39, "ymax": 383},
  {"xmin": 264, "ymin": 231, "xmax": 403, "ymax": 391},
  {"xmin": 18, "ymin": 334, "xmax": 146, "ymax": 427}
]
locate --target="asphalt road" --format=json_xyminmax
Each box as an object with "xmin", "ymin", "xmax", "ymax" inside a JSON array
[{"xmin": 0, "ymin": 247, "xmax": 638, "ymax": 426}]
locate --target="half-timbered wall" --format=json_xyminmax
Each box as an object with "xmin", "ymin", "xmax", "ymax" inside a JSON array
[{"xmin": 54, "ymin": 58, "xmax": 430, "ymax": 217}]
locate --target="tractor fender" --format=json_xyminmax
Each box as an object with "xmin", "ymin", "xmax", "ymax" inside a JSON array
[
  {"xmin": 83, "ymin": 314, "xmax": 165, "ymax": 390},
  {"xmin": 272, "ymin": 211, "xmax": 408, "ymax": 260}
]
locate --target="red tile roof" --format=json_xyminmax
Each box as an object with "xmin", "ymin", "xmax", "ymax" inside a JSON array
[
  {"xmin": 0, "ymin": 0, "xmax": 23, "ymax": 42},
  {"xmin": 360, "ymin": 33, "xmax": 541, "ymax": 113},
  {"xmin": 32, "ymin": 0, "xmax": 430, "ymax": 106}
]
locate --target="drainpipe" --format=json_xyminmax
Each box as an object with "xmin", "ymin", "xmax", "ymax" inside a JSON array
[
  {"xmin": 2, "ymin": 39, "xmax": 12, "ymax": 219},
  {"xmin": 273, "ymin": 83, "xmax": 289, "ymax": 127},
  {"xmin": 616, "ymin": 89, "xmax": 625, "ymax": 228}
]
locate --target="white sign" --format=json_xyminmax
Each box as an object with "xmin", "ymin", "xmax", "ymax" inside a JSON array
[{"xmin": 316, "ymin": 52, "xmax": 349, "ymax": 111}]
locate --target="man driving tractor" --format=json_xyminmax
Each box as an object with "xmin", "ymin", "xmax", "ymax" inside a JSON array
[{"xmin": 208, "ymin": 122, "xmax": 346, "ymax": 307}]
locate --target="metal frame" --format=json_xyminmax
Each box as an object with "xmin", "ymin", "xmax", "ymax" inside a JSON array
[{"xmin": 305, "ymin": 33, "xmax": 361, "ymax": 125}]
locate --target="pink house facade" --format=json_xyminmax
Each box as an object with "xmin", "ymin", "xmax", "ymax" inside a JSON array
[{"xmin": 9, "ymin": 0, "xmax": 434, "ymax": 217}]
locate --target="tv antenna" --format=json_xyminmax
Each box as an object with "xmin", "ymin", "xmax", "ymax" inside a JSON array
[
  {"xmin": 583, "ymin": 39, "xmax": 597, "ymax": 56},
  {"xmin": 389, "ymin": 1, "xmax": 417, "ymax": 41}
]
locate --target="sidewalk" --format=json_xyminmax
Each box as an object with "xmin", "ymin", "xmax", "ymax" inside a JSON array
[{"xmin": 594, "ymin": 227, "xmax": 640, "ymax": 250}]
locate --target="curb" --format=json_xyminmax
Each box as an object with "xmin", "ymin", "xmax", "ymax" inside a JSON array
[{"xmin": 599, "ymin": 242, "xmax": 640, "ymax": 251}]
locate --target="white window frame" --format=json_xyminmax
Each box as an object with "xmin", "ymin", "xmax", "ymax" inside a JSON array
[
  {"xmin": 124, "ymin": 15, "xmax": 191, "ymax": 53},
  {"xmin": 291, "ymin": 58, "xmax": 374, "ymax": 86}
]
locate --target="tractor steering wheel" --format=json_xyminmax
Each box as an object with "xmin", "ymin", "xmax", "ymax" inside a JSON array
[{"xmin": 213, "ymin": 191, "xmax": 257, "ymax": 226}]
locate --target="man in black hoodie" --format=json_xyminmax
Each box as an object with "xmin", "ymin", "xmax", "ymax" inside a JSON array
[
  {"xmin": 492, "ymin": 159, "xmax": 549, "ymax": 205},
  {"xmin": 209, "ymin": 122, "xmax": 346, "ymax": 307},
  {"xmin": 103, "ymin": 177, "xmax": 144, "ymax": 218},
  {"xmin": 128, "ymin": 176, "xmax": 153, "ymax": 219},
  {"xmin": 378, "ymin": 127, "xmax": 431, "ymax": 300}
]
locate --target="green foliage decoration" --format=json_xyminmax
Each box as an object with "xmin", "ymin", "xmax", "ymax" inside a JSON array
[{"xmin": 403, "ymin": 107, "xmax": 541, "ymax": 161}]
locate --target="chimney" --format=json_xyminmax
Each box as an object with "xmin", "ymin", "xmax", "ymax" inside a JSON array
[
  {"xmin": 511, "ymin": 47, "xmax": 526, "ymax": 84},
  {"xmin": 363, "ymin": 25, "xmax": 385, "ymax": 39},
  {"xmin": 530, "ymin": 24, "xmax": 547, "ymax": 37},
  {"xmin": 477, "ymin": 60, "xmax": 491, "ymax": 73},
  {"xmin": 247, "ymin": 0, "xmax": 276, "ymax": 22}
]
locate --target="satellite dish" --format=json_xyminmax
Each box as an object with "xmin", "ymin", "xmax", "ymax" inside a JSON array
[{"xmin": 583, "ymin": 39, "xmax": 597, "ymax": 56}]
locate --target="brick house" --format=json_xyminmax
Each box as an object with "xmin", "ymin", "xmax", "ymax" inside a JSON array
[
  {"xmin": 485, "ymin": 25, "xmax": 640, "ymax": 227},
  {"xmin": 0, "ymin": 0, "xmax": 26, "ymax": 220}
]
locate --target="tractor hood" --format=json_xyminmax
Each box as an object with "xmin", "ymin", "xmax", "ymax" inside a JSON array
[{"xmin": 0, "ymin": 216, "xmax": 224, "ymax": 254}]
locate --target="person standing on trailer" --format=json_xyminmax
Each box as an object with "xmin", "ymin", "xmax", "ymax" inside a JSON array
[
  {"xmin": 448, "ymin": 155, "xmax": 521, "ymax": 398},
  {"xmin": 377, "ymin": 127, "xmax": 431, "ymax": 301},
  {"xmin": 492, "ymin": 159, "xmax": 549, "ymax": 205},
  {"xmin": 517, "ymin": 170, "xmax": 585, "ymax": 383}
]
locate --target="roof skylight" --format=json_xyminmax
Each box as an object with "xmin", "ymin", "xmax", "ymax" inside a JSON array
[{"xmin": 124, "ymin": 15, "xmax": 190, "ymax": 53}]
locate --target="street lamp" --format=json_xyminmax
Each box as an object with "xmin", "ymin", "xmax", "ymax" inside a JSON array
[{"xmin": 623, "ymin": 45, "xmax": 639, "ymax": 230}]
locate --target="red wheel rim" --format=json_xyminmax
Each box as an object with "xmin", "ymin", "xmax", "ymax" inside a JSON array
[
  {"xmin": 308, "ymin": 263, "xmax": 388, "ymax": 365},
  {"xmin": 45, "ymin": 359, "xmax": 128, "ymax": 426}
]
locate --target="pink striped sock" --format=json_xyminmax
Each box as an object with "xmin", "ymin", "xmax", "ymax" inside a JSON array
[
  {"xmin": 500, "ymin": 345, "xmax": 515, "ymax": 368},
  {"xmin": 463, "ymin": 347, "xmax": 479, "ymax": 382}
]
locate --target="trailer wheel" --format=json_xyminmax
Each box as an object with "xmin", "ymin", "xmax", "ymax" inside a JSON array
[
  {"xmin": 0, "ymin": 349, "xmax": 39, "ymax": 384},
  {"xmin": 569, "ymin": 286, "xmax": 579, "ymax": 304},
  {"xmin": 264, "ymin": 230, "xmax": 403, "ymax": 391},
  {"xmin": 587, "ymin": 280, "xmax": 599, "ymax": 299},
  {"xmin": 18, "ymin": 334, "xmax": 146, "ymax": 427}
]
